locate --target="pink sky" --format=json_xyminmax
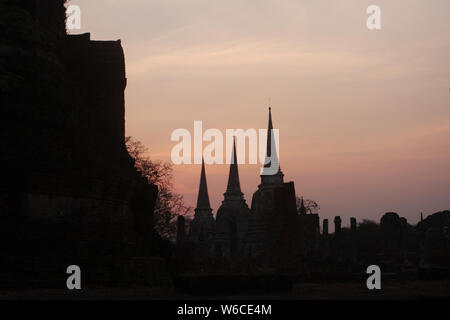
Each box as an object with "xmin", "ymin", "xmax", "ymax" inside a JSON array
[{"xmin": 69, "ymin": 0, "xmax": 450, "ymax": 224}]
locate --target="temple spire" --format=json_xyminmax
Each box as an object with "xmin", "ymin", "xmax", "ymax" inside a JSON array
[
  {"xmin": 224, "ymin": 138, "xmax": 243, "ymax": 199},
  {"xmin": 299, "ymin": 197, "xmax": 307, "ymax": 215},
  {"xmin": 264, "ymin": 107, "xmax": 279, "ymax": 168},
  {"xmin": 261, "ymin": 107, "xmax": 284, "ymax": 184},
  {"xmin": 196, "ymin": 158, "xmax": 211, "ymax": 210},
  {"xmin": 265, "ymin": 107, "xmax": 273, "ymax": 165},
  {"xmin": 190, "ymin": 158, "xmax": 214, "ymax": 244}
]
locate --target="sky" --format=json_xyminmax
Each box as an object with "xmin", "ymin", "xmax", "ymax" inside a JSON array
[{"xmin": 68, "ymin": 0, "xmax": 450, "ymax": 225}]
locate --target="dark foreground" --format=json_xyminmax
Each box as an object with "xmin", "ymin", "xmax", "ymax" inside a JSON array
[{"xmin": 1, "ymin": 279, "xmax": 449, "ymax": 300}]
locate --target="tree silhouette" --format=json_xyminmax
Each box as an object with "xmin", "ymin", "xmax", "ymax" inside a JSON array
[
  {"xmin": 296, "ymin": 196, "xmax": 320, "ymax": 214},
  {"xmin": 126, "ymin": 136, "xmax": 192, "ymax": 241}
]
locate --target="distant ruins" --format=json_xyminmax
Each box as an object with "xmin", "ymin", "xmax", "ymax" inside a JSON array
[
  {"xmin": 176, "ymin": 109, "xmax": 450, "ymax": 278},
  {"xmin": 177, "ymin": 109, "xmax": 326, "ymax": 271}
]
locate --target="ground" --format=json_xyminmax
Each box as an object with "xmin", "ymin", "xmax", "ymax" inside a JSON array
[{"xmin": 1, "ymin": 279, "xmax": 449, "ymax": 300}]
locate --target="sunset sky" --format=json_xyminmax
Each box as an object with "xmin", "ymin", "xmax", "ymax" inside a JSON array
[{"xmin": 68, "ymin": 0, "xmax": 450, "ymax": 225}]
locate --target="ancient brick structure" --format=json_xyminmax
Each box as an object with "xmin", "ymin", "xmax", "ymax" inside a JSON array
[
  {"xmin": 180, "ymin": 108, "xmax": 323, "ymax": 272},
  {"xmin": 0, "ymin": 0, "xmax": 159, "ymax": 288},
  {"xmin": 214, "ymin": 139, "xmax": 250, "ymax": 259},
  {"xmin": 417, "ymin": 211, "xmax": 450, "ymax": 278},
  {"xmin": 189, "ymin": 159, "xmax": 215, "ymax": 252},
  {"xmin": 177, "ymin": 108, "xmax": 447, "ymax": 279}
]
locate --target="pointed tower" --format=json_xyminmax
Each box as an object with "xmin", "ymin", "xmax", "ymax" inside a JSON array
[
  {"xmin": 196, "ymin": 158, "xmax": 213, "ymax": 216},
  {"xmin": 248, "ymin": 107, "xmax": 300, "ymax": 261},
  {"xmin": 224, "ymin": 138, "xmax": 244, "ymax": 201},
  {"xmin": 189, "ymin": 159, "xmax": 214, "ymax": 245},
  {"xmin": 214, "ymin": 138, "xmax": 250, "ymax": 258},
  {"xmin": 260, "ymin": 107, "xmax": 284, "ymax": 186},
  {"xmin": 251, "ymin": 107, "xmax": 286, "ymax": 215}
]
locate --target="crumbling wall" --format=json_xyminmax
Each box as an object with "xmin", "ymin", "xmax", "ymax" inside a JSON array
[{"xmin": 0, "ymin": 0, "xmax": 160, "ymax": 288}]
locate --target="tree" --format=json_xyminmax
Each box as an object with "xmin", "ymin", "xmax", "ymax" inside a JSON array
[
  {"xmin": 125, "ymin": 137, "xmax": 192, "ymax": 241},
  {"xmin": 296, "ymin": 196, "xmax": 320, "ymax": 215}
]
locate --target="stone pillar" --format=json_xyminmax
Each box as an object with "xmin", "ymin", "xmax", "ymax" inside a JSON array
[
  {"xmin": 321, "ymin": 218, "xmax": 330, "ymax": 260},
  {"xmin": 334, "ymin": 216, "xmax": 341, "ymax": 235},
  {"xmin": 350, "ymin": 217, "xmax": 357, "ymax": 262},
  {"xmin": 350, "ymin": 217, "xmax": 357, "ymax": 232},
  {"xmin": 323, "ymin": 219, "xmax": 329, "ymax": 236}
]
